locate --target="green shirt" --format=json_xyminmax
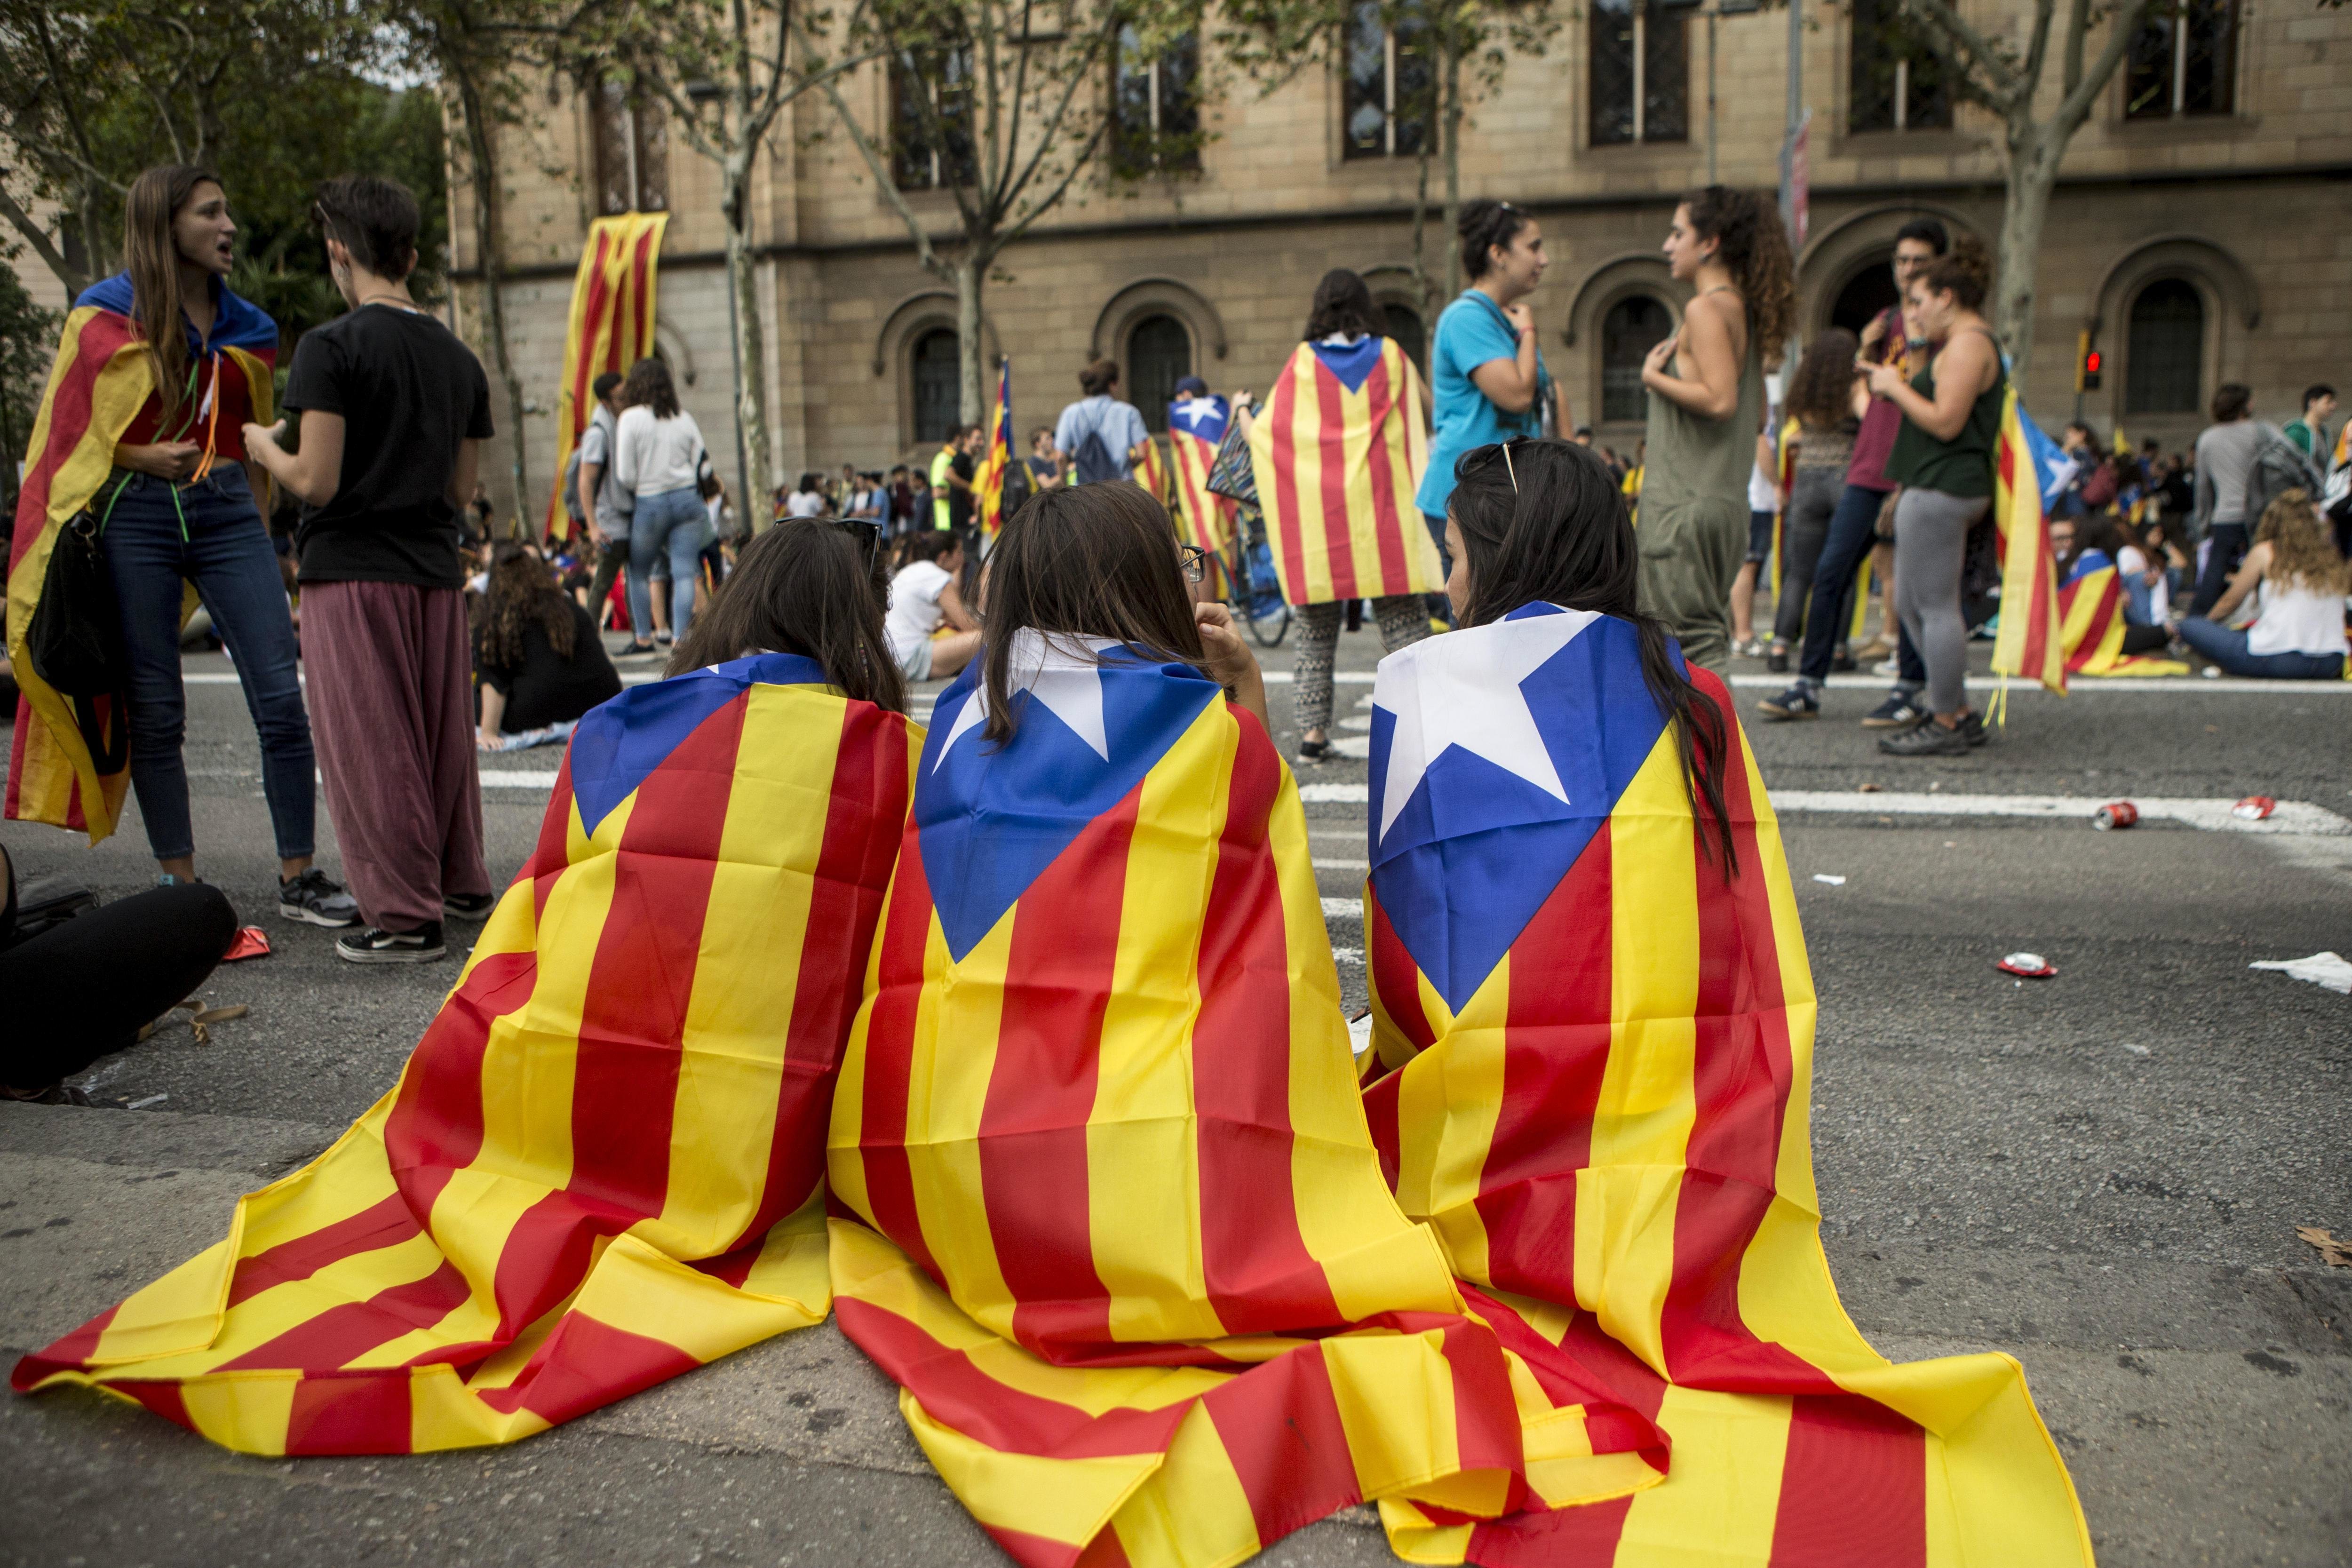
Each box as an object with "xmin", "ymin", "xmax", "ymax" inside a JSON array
[
  {"xmin": 1884, "ymin": 329, "xmax": 2005, "ymax": 500},
  {"xmin": 930, "ymin": 445, "xmax": 956, "ymax": 529}
]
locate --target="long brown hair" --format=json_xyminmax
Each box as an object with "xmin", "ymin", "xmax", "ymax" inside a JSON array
[
  {"xmin": 474, "ymin": 542, "xmax": 576, "ymax": 669},
  {"xmin": 1448, "ymin": 438, "xmax": 1737, "ymax": 876},
  {"xmin": 123, "ymin": 164, "xmax": 222, "ymax": 423},
  {"xmin": 1786, "ymin": 327, "xmax": 1860, "ymax": 431},
  {"xmin": 1918, "ymin": 231, "xmax": 1992, "ymax": 312},
  {"xmin": 2256, "ymin": 490, "xmax": 2352, "ymax": 596},
  {"xmin": 1680, "ymin": 186, "xmax": 1796, "ymax": 369},
  {"xmin": 623, "ymin": 355, "xmax": 682, "ymax": 419},
  {"xmin": 667, "ymin": 520, "xmax": 906, "ymax": 711},
  {"xmin": 979, "ymin": 483, "xmax": 1204, "ymax": 743}
]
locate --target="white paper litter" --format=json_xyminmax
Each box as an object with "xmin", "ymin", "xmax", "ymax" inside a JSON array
[
  {"xmin": 1812, "ymin": 874, "xmax": 1847, "ymax": 885},
  {"xmin": 1348, "ymin": 1012, "xmax": 1375, "ymax": 1060},
  {"xmin": 2249, "ymin": 952, "xmax": 2352, "ymax": 995}
]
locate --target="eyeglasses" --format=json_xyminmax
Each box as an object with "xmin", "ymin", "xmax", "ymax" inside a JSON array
[
  {"xmin": 826, "ymin": 516, "xmax": 888, "ymax": 559},
  {"xmin": 1461, "ymin": 437, "xmax": 1529, "ymax": 493},
  {"xmin": 1177, "ymin": 543, "xmax": 1208, "ymax": 583}
]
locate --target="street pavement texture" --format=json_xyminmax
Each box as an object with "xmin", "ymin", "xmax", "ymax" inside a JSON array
[{"xmin": 3, "ymin": 633, "xmax": 2348, "ymax": 1568}]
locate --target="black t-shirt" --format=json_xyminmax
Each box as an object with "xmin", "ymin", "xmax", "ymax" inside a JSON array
[
  {"xmin": 949, "ymin": 451, "xmax": 976, "ymax": 529},
  {"xmin": 474, "ymin": 602, "xmax": 622, "ymax": 733},
  {"xmin": 286, "ymin": 305, "xmax": 494, "ymax": 588}
]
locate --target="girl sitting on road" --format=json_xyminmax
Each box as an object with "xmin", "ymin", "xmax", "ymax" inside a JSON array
[
  {"xmin": 2174, "ymin": 489, "xmax": 2350, "ymax": 679},
  {"xmin": 471, "ymin": 541, "xmax": 622, "ymax": 751}
]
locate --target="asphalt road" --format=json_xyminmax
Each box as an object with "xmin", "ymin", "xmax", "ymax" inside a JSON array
[{"xmin": 3, "ymin": 626, "xmax": 2347, "ymax": 1568}]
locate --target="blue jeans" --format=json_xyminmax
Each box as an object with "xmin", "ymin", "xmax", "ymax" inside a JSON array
[
  {"xmin": 628, "ymin": 488, "xmax": 708, "ymax": 639},
  {"xmin": 2174, "ymin": 615, "xmax": 2344, "ymax": 679},
  {"xmin": 1798, "ymin": 483, "xmax": 1923, "ymax": 689},
  {"xmin": 2188, "ymin": 523, "xmax": 2249, "ymax": 616},
  {"xmin": 97, "ymin": 466, "xmax": 314, "ymax": 861}
]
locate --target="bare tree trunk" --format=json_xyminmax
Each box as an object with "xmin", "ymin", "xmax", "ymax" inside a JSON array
[
  {"xmin": 1440, "ymin": 33, "xmax": 1463, "ymax": 303},
  {"xmin": 1409, "ymin": 136, "xmax": 1433, "ymax": 316},
  {"xmin": 454, "ymin": 68, "xmax": 529, "ymax": 522},
  {"xmin": 1994, "ymin": 119, "xmax": 2063, "ymax": 375},
  {"xmin": 723, "ymin": 169, "xmax": 775, "ymax": 504},
  {"xmin": 955, "ymin": 253, "xmax": 986, "ymax": 427}
]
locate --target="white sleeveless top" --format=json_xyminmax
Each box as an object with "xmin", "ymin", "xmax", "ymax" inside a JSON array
[{"xmin": 2246, "ymin": 577, "xmax": 2350, "ymax": 658}]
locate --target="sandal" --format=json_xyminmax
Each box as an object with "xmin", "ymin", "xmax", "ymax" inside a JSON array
[{"xmin": 1295, "ymin": 738, "xmax": 1331, "ymax": 763}]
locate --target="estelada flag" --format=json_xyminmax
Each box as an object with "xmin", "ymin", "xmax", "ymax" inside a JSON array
[
  {"xmin": 15, "ymin": 656, "xmax": 915, "ymax": 1453},
  {"xmin": 826, "ymin": 629, "xmax": 1667, "ymax": 1566},
  {"xmin": 2058, "ymin": 550, "xmax": 2189, "ymax": 677},
  {"xmin": 8, "ymin": 280, "xmax": 276, "ymax": 843},
  {"xmin": 1991, "ymin": 389, "xmax": 2071, "ymax": 696},
  {"xmin": 977, "ymin": 358, "xmax": 1014, "ymax": 539},
  {"xmin": 545, "ymin": 211, "xmax": 668, "ymax": 539},
  {"xmin": 1248, "ymin": 337, "xmax": 1441, "ymax": 605},
  {"xmin": 1358, "ymin": 606, "xmax": 2093, "ymax": 1566},
  {"xmin": 1135, "ymin": 431, "xmax": 1172, "ymax": 503},
  {"xmin": 1168, "ymin": 393, "xmax": 1238, "ymax": 561}
]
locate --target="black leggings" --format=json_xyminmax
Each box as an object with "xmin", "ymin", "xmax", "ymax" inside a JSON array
[{"xmin": 0, "ymin": 872, "xmax": 237, "ymax": 1090}]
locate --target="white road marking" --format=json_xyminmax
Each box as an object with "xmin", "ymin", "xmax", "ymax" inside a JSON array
[
  {"xmin": 479, "ymin": 771, "xmax": 562, "ymax": 788},
  {"xmin": 1727, "ymin": 673, "xmax": 2351, "ymax": 694},
  {"xmin": 1774, "ymin": 790, "xmax": 2350, "ymax": 836},
  {"xmin": 1299, "ymin": 784, "xmax": 1371, "ymax": 804},
  {"xmin": 1321, "ymin": 898, "xmax": 1361, "ymax": 919},
  {"xmin": 1313, "ymin": 857, "xmax": 1370, "ymax": 870}
]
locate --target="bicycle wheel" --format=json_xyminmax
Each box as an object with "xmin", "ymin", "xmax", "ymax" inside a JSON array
[{"xmin": 1249, "ymin": 600, "xmax": 1291, "ymax": 648}]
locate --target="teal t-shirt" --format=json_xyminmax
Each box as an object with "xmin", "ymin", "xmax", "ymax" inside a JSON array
[{"xmin": 1415, "ymin": 290, "xmax": 1550, "ymax": 519}]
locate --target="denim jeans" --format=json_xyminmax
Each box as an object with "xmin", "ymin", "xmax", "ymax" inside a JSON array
[
  {"xmin": 2174, "ymin": 615, "xmax": 2345, "ymax": 679},
  {"xmin": 1797, "ymin": 483, "xmax": 1923, "ymax": 690},
  {"xmin": 2188, "ymin": 523, "xmax": 2249, "ymax": 616},
  {"xmin": 628, "ymin": 487, "xmax": 709, "ymax": 638},
  {"xmin": 1771, "ymin": 468, "xmax": 1840, "ymax": 645},
  {"xmin": 97, "ymin": 466, "xmax": 314, "ymax": 862}
]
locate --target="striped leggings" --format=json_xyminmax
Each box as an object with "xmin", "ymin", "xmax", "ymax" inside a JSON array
[{"xmin": 1292, "ymin": 597, "xmax": 1431, "ymax": 734}]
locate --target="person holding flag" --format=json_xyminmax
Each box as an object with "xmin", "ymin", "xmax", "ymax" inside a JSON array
[
  {"xmin": 1166, "ymin": 374, "xmax": 1237, "ymax": 597},
  {"xmin": 972, "ymin": 360, "xmax": 1014, "ymax": 542},
  {"xmin": 1240, "ymin": 268, "xmax": 1443, "ymax": 762}
]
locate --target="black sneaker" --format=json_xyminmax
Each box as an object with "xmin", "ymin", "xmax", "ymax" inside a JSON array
[
  {"xmin": 278, "ymin": 867, "xmax": 360, "ymax": 928},
  {"xmin": 443, "ymin": 891, "xmax": 498, "ymax": 922},
  {"xmin": 1766, "ymin": 647, "xmax": 1790, "ymax": 673},
  {"xmin": 1860, "ymin": 690, "xmax": 1931, "ymax": 729},
  {"xmin": 1959, "ymin": 710, "xmax": 1989, "ymax": 748},
  {"xmin": 1295, "ymin": 738, "xmax": 1332, "ymax": 764},
  {"xmin": 1756, "ymin": 684, "xmax": 1821, "ymax": 721},
  {"xmin": 336, "ymin": 922, "xmax": 446, "ymax": 964},
  {"xmin": 1829, "ymin": 650, "xmax": 1859, "ymax": 673},
  {"xmin": 1876, "ymin": 717, "xmax": 1973, "ymax": 757}
]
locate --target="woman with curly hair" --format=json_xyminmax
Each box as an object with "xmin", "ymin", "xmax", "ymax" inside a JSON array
[
  {"xmin": 1637, "ymin": 185, "xmax": 1796, "ymax": 673},
  {"xmin": 2174, "ymin": 489, "xmax": 2349, "ymax": 678},
  {"xmin": 472, "ymin": 541, "xmax": 621, "ymax": 750}
]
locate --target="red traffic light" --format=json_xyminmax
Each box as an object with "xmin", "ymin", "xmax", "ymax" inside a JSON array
[{"xmin": 2084, "ymin": 350, "xmax": 2103, "ymax": 374}]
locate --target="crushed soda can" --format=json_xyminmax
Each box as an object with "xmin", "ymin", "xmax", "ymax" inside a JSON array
[
  {"xmin": 2232, "ymin": 796, "xmax": 2276, "ymax": 821},
  {"xmin": 2092, "ymin": 801, "xmax": 2138, "ymax": 831},
  {"xmin": 1997, "ymin": 952, "xmax": 2057, "ymax": 979},
  {"xmin": 220, "ymin": 925, "xmax": 273, "ymax": 962}
]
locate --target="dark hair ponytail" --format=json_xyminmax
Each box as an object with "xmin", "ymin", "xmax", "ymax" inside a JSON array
[
  {"xmin": 1458, "ymin": 199, "xmax": 1533, "ymax": 283},
  {"xmin": 1447, "ymin": 438, "xmax": 1737, "ymax": 876}
]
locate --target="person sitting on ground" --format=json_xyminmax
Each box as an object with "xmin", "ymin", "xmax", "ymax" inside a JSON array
[
  {"xmin": 883, "ymin": 527, "xmax": 982, "ymax": 684},
  {"xmin": 783, "ymin": 472, "xmax": 828, "ymax": 519},
  {"xmin": 472, "ymin": 541, "xmax": 622, "ymax": 751},
  {"xmin": 0, "ymin": 837, "xmax": 237, "ymax": 1102},
  {"xmin": 2173, "ymin": 489, "xmax": 2349, "ymax": 679}
]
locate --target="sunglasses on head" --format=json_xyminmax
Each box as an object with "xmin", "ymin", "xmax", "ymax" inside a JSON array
[
  {"xmin": 824, "ymin": 516, "xmax": 888, "ymax": 557},
  {"xmin": 1462, "ymin": 437, "xmax": 1529, "ymax": 493}
]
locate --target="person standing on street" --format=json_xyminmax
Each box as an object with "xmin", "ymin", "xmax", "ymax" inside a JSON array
[
  {"xmin": 613, "ymin": 356, "xmax": 710, "ymax": 644},
  {"xmin": 8, "ymin": 165, "xmax": 357, "ymax": 927},
  {"xmin": 1637, "ymin": 186, "xmax": 1795, "ymax": 675},
  {"xmin": 2186, "ymin": 384, "xmax": 2267, "ymax": 614},
  {"xmin": 1054, "ymin": 361, "xmax": 1151, "ymax": 485},
  {"xmin": 1763, "ymin": 328, "xmax": 1864, "ymax": 673},
  {"xmin": 243, "ymin": 174, "xmax": 495, "ymax": 963},
  {"xmin": 572, "ymin": 371, "xmax": 643, "ymax": 650},
  {"xmin": 932, "ymin": 424, "xmax": 979, "ymax": 532},
  {"xmin": 2283, "ymin": 384, "xmax": 2336, "ymax": 459}
]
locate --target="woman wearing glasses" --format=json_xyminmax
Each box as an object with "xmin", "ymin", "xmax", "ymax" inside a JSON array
[{"xmin": 882, "ymin": 527, "xmax": 982, "ymax": 684}]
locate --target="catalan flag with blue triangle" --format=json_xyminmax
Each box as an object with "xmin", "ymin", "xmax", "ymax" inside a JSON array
[
  {"xmin": 825, "ymin": 628, "xmax": 1674, "ymax": 1567},
  {"xmin": 1247, "ymin": 337, "xmax": 1442, "ymax": 605},
  {"xmin": 1992, "ymin": 390, "xmax": 2074, "ymax": 696},
  {"xmin": 15, "ymin": 654, "xmax": 916, "ymax": 1454},
  {"xmin": 1356, "ymin": 605, "xmax": 2095, "ymax": 1566},
  {"xmin": 2058, "ymin": 549, "xmax": 2189, "ymax": 677}
]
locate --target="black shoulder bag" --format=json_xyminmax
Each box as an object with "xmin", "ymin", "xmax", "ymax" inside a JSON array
[{"xmin": 28, "ymin": 501, "xmax": 132, "ymax": 775}]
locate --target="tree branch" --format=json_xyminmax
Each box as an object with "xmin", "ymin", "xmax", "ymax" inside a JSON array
[
  {"xmin": 2061, "ymin": 0, "xmax": 2089, "ymax": 96},
  {"xmin": 995, "ymin": 115, "xmax": 1107, "ymax": 253},
  {"xmin": 994, "ymin": 13, "xmax": 1110, "ymax": 224},
  {"xmin": 1892, "ymin": 0, "xmax": 2024, "ymax": 106},
  {"xmin": 0, "ymin": 182, "xmax": 86, "ymax": 296},
  {"xmin": 806, "ymin": 47, "xmax": 948, "ymax": 277},
  {"xmin": 2018, "ymin": 0, "xmax": 2058, "ymax": 103},
  {"xmin": 2054, "ymin": 0, "xmax": 2151, "ymax": 130}
]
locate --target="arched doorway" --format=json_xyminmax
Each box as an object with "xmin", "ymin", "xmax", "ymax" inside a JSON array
[
  {"xmin": 1599, "ymin": 294, "xmax": 1673, "ymax": 424},
  {"xmin": 2124, "ymin": 278, "xmax": 2204, "ymax": 415},
  {"xmin": 1829, "ymin": 253, "xmax": 1900, "ymax": 334},
  {"xmin": 1128, "ymin": 313, "xmax": 1192, "ymax": 432},
  {"xmin": 1383, "ymin": 303, "xmax": 1428, "ymax": 374},
  {"xmin": 910, "ymin": 327, "xmax": 961, "ymax": 444}
]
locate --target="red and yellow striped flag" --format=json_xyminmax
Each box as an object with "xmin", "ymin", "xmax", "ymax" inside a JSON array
[
  {"xmin": 1991, "ymin": 389, "xmax": 2069, "ymax": 696},
  {"xmin": 545, "ymin": 211, "xmax": 668, "ymax": 539},
  {"xmin": 8, "ymin": 297, "xmax": 275, "ymax": 843},
  {"xmin": 15, "ymin": 656, "xmax": 916, "ymax": 1453},
  {"xmin": 1358, "ymin": 606, "xmax": 2093, "ymax": 1565},
  {"xmin": 976, "ymin": 358, "xmax": 1014, "ymax": 539},
  {"xmin": 1248, "ymin": 338, "xmax": 1441, "ymax": 605},
  {"xmin": 825, "ymin": 630, "xmax": 1663, "ymax": 1565},
  {"xmin": 2058, "ymin": 551, "xmax": 2188, "ymax": 677},
  {"xmin": 1167, "ymin": 393, "xmax": 1239, "ymax": 565},
  {"xmin": 1136, "ymin": 432, "xmax": 1171, "ymax": 504}
]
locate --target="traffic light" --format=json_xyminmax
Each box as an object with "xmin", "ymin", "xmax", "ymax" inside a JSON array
[{"xmin": 2075, "ymin": 330, "xmax": 2103, "ymax": 392}]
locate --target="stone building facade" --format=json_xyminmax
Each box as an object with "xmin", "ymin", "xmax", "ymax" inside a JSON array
[{"xmin": 447, "ymin": 0, "xmax": 2352, "ymax": 518}]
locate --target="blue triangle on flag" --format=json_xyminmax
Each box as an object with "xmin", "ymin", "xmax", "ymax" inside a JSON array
[
  {"xmin": 1310, "ymin": 338, "xmax": 1384, "ymax": 395},
  {"xmin": 567, "ymin": 653, "xmax": 827, "ymax": 836}
]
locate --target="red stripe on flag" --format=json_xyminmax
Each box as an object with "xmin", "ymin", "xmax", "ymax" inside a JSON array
[
  {"xmin": 1435, "ymin": 1317, "xmax": 1528, "ymax": 1485},
  {"xmin": 486, "ymin": 1313, "xmax": 702, "ymax": 1427},
  {"xmin": 1766, "ymin": 1393, "xmax": 1928, "ymax": 1566},
  {"xmin": 1312, "ymin": 360, "xmax": 1361, "ymax": 601},
  {"xmin": 1192, "ymin": 709, "xmax": 1343, "ymax": 1334},
  {"xmin": 1361, "ymin": 351, "xmax": 1410, "ymax": 592},
  {"xmin": 564, "ymin": 228, "xmax": 617, "ymax": 452},
  {"xmin": 992, "ymin": 1524, "xmax": 1091, "ymax": 1568},
  {"xmin": 488, "ymin": 695, "xmax": 747, "ymax": 1341},
  {"xmin": 524, "ymin": 754, "xmax": 578, "ymax": 918},
  {"xmin": 1268, "ymin": 365, "xmax": 1311, "ymax": 604},
  {"xmin": 227, "ymin": 1193, "xmax": 425, "ymax": 1309},
  {"xmin": 852, "ymin": 826, "xmax": 943, "ymax": 1280},
  {"xmin": 1367, "ymin": 890, "xmax": 1436, "ymax": 1053},
  {"xmin": 382, "ymin": 948, "xmax": 539, "ymax": 1222},
  {"xmin": 11, "ymin": 1304, "xmax": 119, "ymax": 1389},
  {"xmin": 1472, "ymin": 825, "xmax": 1615, "ymax": 1305},
  {"xmin": 1205, "ymin": 1342, "xmax": 1360, "ymax": 1545},
  {"xmin": 213, "ymin": 1259, "xmax": 472, "ymax": 1373},
  {"xmin": 112, "ymin": 1379, "xmax": 196, "ymax": 1434},
  {"xmin": 285, "ymin": 1371, "xmax": 417, "ymax": 1456},
  {"xmin": 977, "ymin": 790, "xmax": 1139, "ymax": 1355}
]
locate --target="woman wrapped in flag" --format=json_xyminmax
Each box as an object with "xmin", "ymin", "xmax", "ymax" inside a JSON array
[
  {"xmin": 8, "ymin": 164, "xmax": 354, "ymax": 928},
  {"xmin": 16, "ymin": 520, "xmax": 920, "ymax": 1455},
  {"xmin": 2050, "ymin": 513, "xmax": 2187, "ymax": 676},
  {"xmin": 1359, "ymin": 437, "xmax": 2093, "ymax": 1565},
  {"xmin": 1241, "ymin": 268, "xmax": 1445, "ymax": 764},
  {"xmin": 827, "ymin": 482, "xmax": 1675, "ymax": 1568}
]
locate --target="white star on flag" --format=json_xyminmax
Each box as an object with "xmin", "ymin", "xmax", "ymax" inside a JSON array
[
  {"xmin": 1373, "ymin": 609, "xmax": 1598, "ymax": 844},
  {"xmin": 1171, "ymin": 400, "xmax": 1222, "ymax": 435},
  {"xmin": 933, "ymin": 630, "xmax": 1116, "ymax": 770}
]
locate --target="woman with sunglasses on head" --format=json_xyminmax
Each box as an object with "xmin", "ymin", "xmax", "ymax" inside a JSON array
[
  {"xmin": 1637, "ymin": 186, "xmax": 1796, "ymax": 674},
  {"xmin": 8, "ymin": 164, "xmax": 356, "ymax": 927},
  {"xmin": 882, "ymin": 528, "xmax": 982, "ymax": 685}
]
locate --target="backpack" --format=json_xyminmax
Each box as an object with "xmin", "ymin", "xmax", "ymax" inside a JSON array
[
  {"xmin": 2245, "ymin": 425, "xmax": 2326, "ymax": 533},
  {"xmin": 561, "ymin": 445, "xmax": 587, "ymax": 525},
  {"xmin": 1070, "ymin": 400, "xmax": 1124, "ymax": 486},
  {"xmin": 29, "ymin": 509, "xmax": 130, "ymax": 773}
]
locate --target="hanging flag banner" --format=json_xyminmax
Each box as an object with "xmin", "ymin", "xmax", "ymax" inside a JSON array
[
  {"xmin": 1359, "ymin": 605, "xmax": 2096, "ymax": 1565},
  {"xmin": 544, "ymin": 211, "xmax": 669, "ymax": 539}
]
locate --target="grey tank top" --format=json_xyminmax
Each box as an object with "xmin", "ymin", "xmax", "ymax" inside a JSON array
[{"xmin": 1643, "ymin": 299, "xmax": 1766, "ymax": 509}]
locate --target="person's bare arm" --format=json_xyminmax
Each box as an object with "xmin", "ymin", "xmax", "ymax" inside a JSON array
[
  {"xmin": 1194, "ymin": 601, "xmax": 1269, "ymax": 732},
  {"xmin": 477, "ymin": 685, "xmax": 507, "ymax": 748},
  {"xmin": 448, "ymin": 438, "xmax": 482, "ymax": 513},
  {"xmin": 2206, "ymin": 541, "xmax": 2270, "ymax": 622},
  {"xmin": 115, "ymin": 440, "xmax": 202, "ymax": 481},
  {"xmin": 937, "ymin": 578, "xmax": 982, "ymax": 633},
  {"xmin": 579, "ymin": 460, "xmax": 606, "ymax": 542},
  {"xmin": 1868, "ymin": 332, "xmax": 1993, "ymax": 442},
  {"xmin": 1640, "ymin": 293, "xmax": 1742, "ymax": 420},
  {"xmin": 242, "ymin": 411, "xmax": 345, "ymax": 508},
  {"xmin": 1468, "ymin": 301, "xmax": 1541, "ymax": 414}
]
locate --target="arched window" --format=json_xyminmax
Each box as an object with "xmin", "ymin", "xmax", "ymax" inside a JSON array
[
  {"xmin": 1128, "ymin": 313, "xmax": 1192, "ymax": 432},
  {"xmin": 911, "ymin": 327, "xmax": 961, "ymax": 443},
  {"xmin": 1829, "ymin": 253, "xmax": 1901, "ymax": 334},
  {"xmin": 2125, "ymin": 279, "xmax": 2204, "ymax": 415},
  {"xmin": 1599, "ymin": 295, "xmax": 1673, "ymax": 423},
  {"xmin": 1383, "ymin": 303, "xmax": 1427, "ymax": 375}
]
